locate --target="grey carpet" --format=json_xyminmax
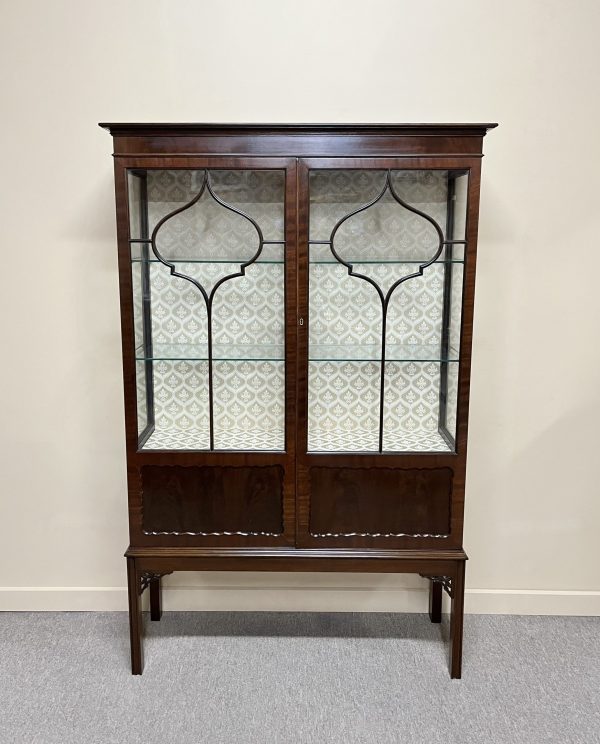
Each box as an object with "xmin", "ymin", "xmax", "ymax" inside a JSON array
[{"xmin": 0, "ymin": 612, "xmax": 599, "ymax": 744}]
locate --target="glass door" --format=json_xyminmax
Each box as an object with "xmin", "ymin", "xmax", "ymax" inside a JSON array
[
  {"xmin": 127, "ymin": 167, "xmax": 289, "ymax": 452},
  {"xmin": 306, "ymin": 166, "xmax": 467, "ymax": 452},
  {"xmin": 297, "ymin": 160, "xmax": 469, "ymax": 546},
  {"xmin": 121, "ymin": 159, "xmax": 297, "ymax": 546}
]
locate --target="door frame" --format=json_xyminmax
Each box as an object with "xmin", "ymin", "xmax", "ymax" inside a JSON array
[
  {"xmin": 115, "ymin": 156, "xmax": 299, "ymax": 547},
  {"xmin": 295, "ymin": 156, "xmax": 483, "ymax": 549}
]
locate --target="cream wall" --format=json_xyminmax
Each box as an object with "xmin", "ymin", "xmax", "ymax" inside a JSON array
[{"xmin": 1, "ymin": 0, "xmax": 599, "ymax": 614}]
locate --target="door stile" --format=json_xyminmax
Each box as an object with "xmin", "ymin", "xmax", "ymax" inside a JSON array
[
  {"xmin": 295, "ymin": 160, "xmax": 311, "ymax": 543},
  {"xmin": 282, "ymin": 158, "xmax": 299, "ymax": 545}
]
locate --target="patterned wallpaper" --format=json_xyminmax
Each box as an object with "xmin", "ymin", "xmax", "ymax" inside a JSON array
[
  {"xmin": 308, "ymin": 170, "xmax": 463, "ymax": 451},
  {"xmin": 129, "ymin": 169, "xmax": 466, "ymax": 452}
]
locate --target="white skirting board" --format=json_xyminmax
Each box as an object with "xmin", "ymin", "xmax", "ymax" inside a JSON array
[{"xmin": 1, "ymin": 577, "xmax": 599, "ymax": 615}]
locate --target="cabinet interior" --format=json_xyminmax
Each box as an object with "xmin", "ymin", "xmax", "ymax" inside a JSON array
[{"xmin": 128, "ymin": 167, "xmax": 467, "ymax": 454}]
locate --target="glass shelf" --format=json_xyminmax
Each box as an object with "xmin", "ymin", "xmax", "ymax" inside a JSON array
[
  {"xmin": 131, "ymin": 257, "xmax": 463, "ymax": 265},
  {"xmin": 309, "ymin": 343, "xmax": 459, "ymax": 362},
  {"xmin": 135, "ymin": 343, "xmax": 284, "ymax": 362},
  {"xmin": 311, "ymin": 258, "xmax": 464, "ymax": 265},
  {"xmin": 309, "ymin": 240, "xmax": 465, "ymax": 265},
  {"xmin": 130, "ymin": 240, "xmax": 285, "ymax": 265},
  {"xmin": 135, "ymin": 343, "xmax": 459, "ymax": 363},
  {"xmin": 131, "ymin": 257, "xmax": 284, "ymax": 265}
]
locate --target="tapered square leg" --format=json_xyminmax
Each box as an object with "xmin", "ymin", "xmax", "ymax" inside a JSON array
[
  {"xmin": 150, "ymin": 576, "xmax": 162, "ymax": 621},
  {"xmin": 429, "ymin": 579, "xmax": 442, "ymax": 623},
  {"xmin": 449, "ymin": 561, "xmax": 465, "ymax": 679},
  {"xmin": 126, "ymin": 557, "xmax": 144, "ymax": 675}
]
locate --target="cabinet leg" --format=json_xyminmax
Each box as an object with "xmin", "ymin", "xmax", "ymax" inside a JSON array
[
  {"xmin": 150, "ymin": 576, "xmax": 162, "ymax": 621},
  {"xmin": 429, "ymin": 579, "xmax": 442, "ymax": 623},
  {"xmin": 449, "ymin": 561, "xmax": 465, "ymax": 679},
  {"xmin": 126, "ymin": 557, "xmax": 144, "ymax": 675}
]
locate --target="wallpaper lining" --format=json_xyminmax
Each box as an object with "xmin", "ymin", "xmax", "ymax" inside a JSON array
[{"xmin": 129, "ymin": 169, "xmax": 465, "ymax": 452}]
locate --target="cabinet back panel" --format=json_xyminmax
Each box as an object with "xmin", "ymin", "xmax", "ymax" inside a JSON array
[
  {"xmin": 308, "ymin": 467, "xmax": 452, "ymax": 537},
  {"xmin": 141, "ymin": 465, "xmax": 284, "ymax": 536}
]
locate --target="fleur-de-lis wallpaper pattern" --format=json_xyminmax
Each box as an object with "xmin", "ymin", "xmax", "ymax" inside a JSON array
[
  {"xmin": 308, "ymin": 170, "xmax": 463, "ymax": 451},
  {"xmin": 130, "ymin": 169, "xmax": 465, "ymax": 452}
]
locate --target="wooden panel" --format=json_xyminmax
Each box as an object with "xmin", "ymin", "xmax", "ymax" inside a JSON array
[
  {"xmin": 141, "ymin": 465, "xmax": 284, "ymax": 536},
  {"xmin": 308, "ymin": 467, "xmax": 452, "ymax": 537}
]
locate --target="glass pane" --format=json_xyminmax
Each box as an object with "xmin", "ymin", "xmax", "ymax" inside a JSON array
[
  {"xmin": 144, "ymin": 360, "xmax": 210, "ymax": 450},
  {"xmin": 128, "ymin": 169, "xmax": 286, "ymax": 451},
  {"xmin": 439, "ymin": 171, "xmax": 467, "ymax": 439},
  {"xmin": 308, "ymin": 254, "xmax": 382, "ymax": 452},
  {"xmin": 213, "ymin": 361, "xmax": 285, "ymax": 450},
  {"xmin": 390, "ymin": 170, "xmax": 450, "ymax": 239},
  {"xmin": 445, "ymin": 362, "xmax": 460, "ymax": 439},
  {"xmin": 452, "ymin": 171, "xmax": 468, "ymax": 241},
  {"xmin": 129, "ymin": 171, "xmax": 151, "ymax": 439},
  {"xmin": 146, "ymin": 170, "xmax": 284, "ymax": 242},
  {"xmin": 440, "ymin": 261, "xmax": 464, "ymax": 439},
  {"xmin": 147, "ymin": 264, "xmax": 208, "ymax": 347},
  {"xmin": 307, "ymin": 168, "xmax": 468, "ymax": 454},
  {"xmin": 382, "ymin": 361, "xmax": 457, "ymax": 452},
  {"xmin": 333, "ymin": 187, "xmax": 440, "ymax": 268},
  {"xmin": 210, "ymin": 170, "xmax": 284, "ymax": 242},
  {"xmin": 308, "ymin": 361, "xmax": 380, "ymax": 452},
  {"xmin": 132, "ymin": 261, "xmax": 148, "ymax": 437},
  {"xmin": 128, "ymin": 172, "xmax": 143, "ymax": 239},
  {"xmin": 309, "ymin": 170, "xmax": 386, "ymax": 241}
]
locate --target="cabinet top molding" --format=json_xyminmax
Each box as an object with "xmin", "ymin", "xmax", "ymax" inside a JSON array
[
  {"xmin": 99, "ymin": 122, "xmax": 498, "ymax": 137},
  {"xmin": 99, "ymin": 123, "xmax": 497, "ymax": 158}
]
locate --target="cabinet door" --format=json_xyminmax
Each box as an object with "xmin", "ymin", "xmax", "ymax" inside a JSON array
[
  {"xmin": 296, "ymin": 158, "xmax": 475, "ymax": 548},
  {"xmin": 120, "ymin": 158, "xmax": 297, "ymax": 545}
]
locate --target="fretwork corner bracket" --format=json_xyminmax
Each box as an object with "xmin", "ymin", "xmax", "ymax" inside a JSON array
[
  {"xmin": 139, "ymin": 571, "xmax": 172, "ymax": 595},
  {"xmin": 421, "ymin": 574, "xmax": 454, "ymax": 598}
]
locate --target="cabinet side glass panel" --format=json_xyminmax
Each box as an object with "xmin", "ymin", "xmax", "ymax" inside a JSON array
[
  {"xmin": 127, "ymin": 169, "xmax": 286, "ymax": 451},
  {"xmin": 128, "ymin": 172, "xmax": 152, "ymax": 441},
  {"xmin": 132, "ymin": 263, "xmax": 148, "ymax": 436},
  {"xmin": 307, "ymin": 169, "xmax": 467, "ymax": 454},
  {"xmin": 439, "ymin": 171, "xmax": 468, "ymax": 441}
]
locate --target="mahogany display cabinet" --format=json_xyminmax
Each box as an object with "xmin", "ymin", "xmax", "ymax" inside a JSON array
[{"xmin": 101, "ymin": 123, "xmax": 496, "ymax": 677}]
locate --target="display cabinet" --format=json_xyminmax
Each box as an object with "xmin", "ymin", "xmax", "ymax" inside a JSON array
[{"xmin": 101, "ymin": 123, "xmax": 496, "ymax": 677}]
